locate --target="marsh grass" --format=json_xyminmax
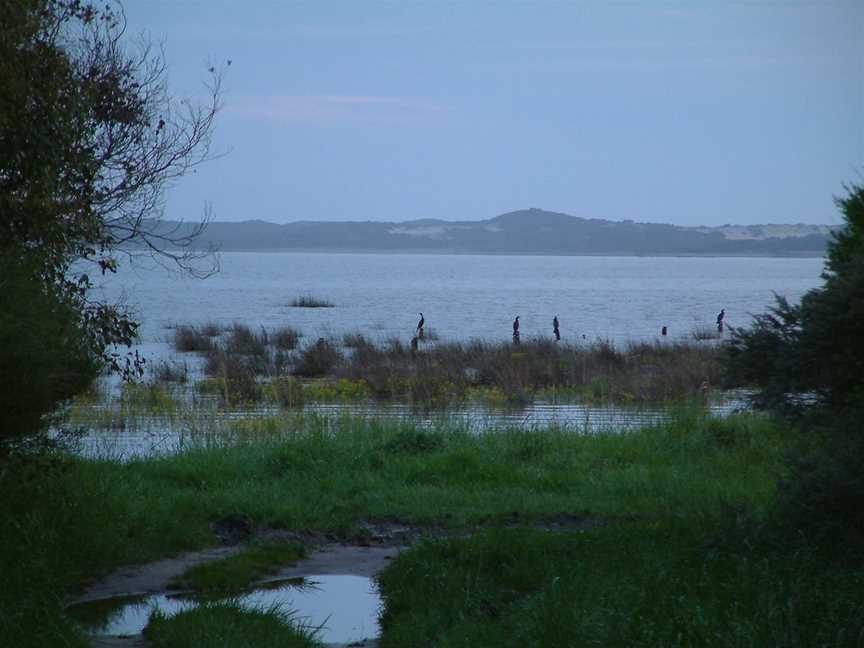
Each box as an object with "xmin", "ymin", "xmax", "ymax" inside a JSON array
[
  {"xmin": 289, "ymin": 294, "xmax": 334, "ymax": 308},
  {"xmin": 337, "ymin": 338, "xmax": 727, "ymax": 404},
  {"xmin": 152, "ymin": 360, "xmax": 189, "ymax": 383},
  {"xmin": 168, "ymin": 321, "xmax": 727, "ymax": 407},
  {"xmin": 692, "ymin": 325, "xmax": 722, "ymax": 341},
  {"xmin": 0, "ymin": 411, "xmax": 827, "ymax": 647},
  {"xmin": 173, "ymin": 325, "xmax": 215, "ymax": 353},
  {"xmin": 169, "ymin": 542, "xmax": 305, "ymax": 593},
  {"xmin": 273, "ymin": 326, "xmax": 301, "ymax": 350},
  {"xmin": 225, "ymin": 323, "xmax": 269, "ymax": 356},
  {"xmin": 293, "ymin": 339, "xmax": 343, "ymax": 378},
  {"xmin": 144, "ymin": 602, "xmax": 321, "ymax": 648},
  {"xmin": 342, "ymin": 332, "xmax": 372, "ymax": 348}
]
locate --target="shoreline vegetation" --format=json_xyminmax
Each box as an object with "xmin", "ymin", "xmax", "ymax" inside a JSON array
[
  {"xmin": 160, "ymin": 322, "xmax": 732, "ymax": 408},
  {"xmin": 2, "ymin": 412, "xmax": 863, "ymax": 646}
]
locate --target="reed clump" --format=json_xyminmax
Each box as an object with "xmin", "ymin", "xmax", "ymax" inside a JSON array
[
  {"xmin": 336, "ymin": 338, "xmax": 727, "ymax": 404},
  {"xmin": 289, "ymin": 294, "xmax": 334, "ymax": 308},
  {"xmin": 293, "ymin": 339, "xmax": 343, "ymax": 378},
  {"xmin": 272, "ymin": 326, "xmax": 301, "ymax": 350},
  {"xmin": 224, "ymin": 323, "xmax": 268, "ymax": 356},
  {"xmin": 173, "ymin": 325, "xmax": 215, "ymax": 353}
]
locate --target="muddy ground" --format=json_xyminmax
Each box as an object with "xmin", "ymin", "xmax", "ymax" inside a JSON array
[{"xmin": 75, "ymin": 514, "xmax": 605, "ymax": 647}]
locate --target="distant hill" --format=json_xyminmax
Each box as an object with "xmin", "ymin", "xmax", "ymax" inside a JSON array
[{"xmin": 154, "ymin": 209, "xmax": 835, "ymax": 256}]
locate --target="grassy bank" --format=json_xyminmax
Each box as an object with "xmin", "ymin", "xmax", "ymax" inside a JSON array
[
  {"xmin": 378, "ymin": 524, "xmax": 864, "ymax": 647},
  {"xmin": 3, "ymin": 411, "xmax": 859, "ymax": 646}
]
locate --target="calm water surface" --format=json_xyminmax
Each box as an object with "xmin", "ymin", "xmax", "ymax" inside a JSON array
[
  {"xmin": 67, "ymin": 253, "xmax": 819, "ymax": 455},
  {"xmin": 94, "ymin": 252, "xmax": 824, "ymax": 346}
]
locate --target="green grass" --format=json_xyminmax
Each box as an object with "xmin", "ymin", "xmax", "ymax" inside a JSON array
[
  {"xmin": 0, "ymin": 410, "xmax": 831, "ymax": 647},
  {"xmin": 143, "ymin": 602, "xmax": 322, "ymax": 647},
  {"xmin": 377, "ymin": 525, "xmax": 864, "ymax": 647},
  {"xmin": 169, "ymin": 542, "xmax": 305, "ymax": 593}
]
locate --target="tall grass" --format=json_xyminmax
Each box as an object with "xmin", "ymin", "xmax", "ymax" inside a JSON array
[
  {"xmin": 144, "ymin": 602, "xmax": 322, "ymax": 648},
  {"xmin": 377, "ymin": 524, "xmax": 864, "ymax": 647},
  {"xmin": 337, "ymin": 338, "xmax": 727, "ymax": 404},
  {"xmin": 173, "ymin": 325, "xmax": 215, "ymax": 352},
  {"xmin": 0, "ymin": 411, "xmax": 803, "ymax": 647}
]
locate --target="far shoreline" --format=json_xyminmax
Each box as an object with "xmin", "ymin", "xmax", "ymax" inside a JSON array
[{"xmin": 189, "ymin": 247, "xmax": 827, "ymax": 259}]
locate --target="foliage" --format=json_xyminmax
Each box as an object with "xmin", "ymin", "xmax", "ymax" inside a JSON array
[
  {"xmin": 726, "ymin": 180, "xmax": 864, "ymax": 559},
  {"xmin": 0, "ymin": 257, "xmax": 100, "ymax": 444},
  {"xmin": 0, "ymin": 0, "xmax": 221, "ymax": 439},
  {"xmin": 727, "ymin": 181, "xmax": 864, "ymax": 414}
]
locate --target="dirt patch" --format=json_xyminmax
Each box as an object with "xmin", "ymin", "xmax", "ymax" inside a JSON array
[{"xmin": 76, "ymin": 545, "xmax": 244, "ymax": 603}]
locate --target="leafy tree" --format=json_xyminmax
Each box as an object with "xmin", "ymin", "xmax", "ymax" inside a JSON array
[
  {"xmin": 726, "ymin": 181, "xmax": 864, "ymax": 414},
  {"xmin": 726, "ymin": 180, "xmax": 864, "ymax": 555},
  {"xmin": 0, "ymin": 0, "xmax": 222, "ymax": 443}
]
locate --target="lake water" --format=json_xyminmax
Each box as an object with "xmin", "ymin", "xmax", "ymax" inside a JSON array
[
  {"xmin": 94, "ymin": 252, "xmax": 824, "ymax": 348},
  {"xmin": 64, "ymin": 252, "xmax": 821, "ymax": 456}
]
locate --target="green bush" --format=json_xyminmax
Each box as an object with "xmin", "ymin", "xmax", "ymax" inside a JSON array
[{"xmin": 0, "ymin": 258, "xmax": 99, "ymax": 445}]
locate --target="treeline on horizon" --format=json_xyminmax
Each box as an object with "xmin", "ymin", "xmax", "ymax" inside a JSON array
[{"xmin": 149, "ymin": 209, "xmax": 830, "ymax": 255}]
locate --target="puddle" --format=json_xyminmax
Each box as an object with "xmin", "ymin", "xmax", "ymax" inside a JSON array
[{"xmin": 67, "ymin": 575, "xmax": 381, "ymax": 643}]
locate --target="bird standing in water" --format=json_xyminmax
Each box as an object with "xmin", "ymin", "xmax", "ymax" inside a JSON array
[
  {"xmin": 553, "ymin": 315, "xmax": 560, "ymax": 341},
  {"xmin": 512, "ymin": 316, "xmax": 520, "ymax": 345},
  {"xmin": 417, "ymin": 312, "xmax": 425, "ymax": 339},
  {"xmin": 716, "ymin": 309, "xmax": 725, "ymax": 333}
]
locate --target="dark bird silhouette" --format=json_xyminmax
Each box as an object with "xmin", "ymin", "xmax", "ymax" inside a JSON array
[
  {"xmin": 417, "ymin": 312, "xmax": 425, "ymax": 340},
  {"xmin": 157, "ymin": 118, "xmax": 165, "ymax": 131},
  {"xmin": 553, "ymin": 315, "xmax": 560, "ymax": 341},
  {"xmin": 716, "ymin": 308, "xmax": 725, "ymax": 333},
  {"xmin": 513, "ymin": 316, "xmax": 520, "ymax": 334},
  {"xmin": 661, "ymin": 325, "xmax": 667, "ymax": 337}
]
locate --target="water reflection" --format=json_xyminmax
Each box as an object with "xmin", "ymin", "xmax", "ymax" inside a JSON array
[
  {"xmin": 58, "ymin": 393, "xmax": 748, "ymax": 460},
  {"xmin": 67, "ymin": 575, "xmax": 380, "ymax": 643}
]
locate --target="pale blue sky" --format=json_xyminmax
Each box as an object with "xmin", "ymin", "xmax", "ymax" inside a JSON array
[{"xmin": 124, "ymin": 1, "xmax": 863, "ymax": 226}]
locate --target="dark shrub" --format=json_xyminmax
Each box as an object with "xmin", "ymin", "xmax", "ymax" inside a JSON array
[
  {"xmin": 225, "ymin": 323, "xmax": 267, "ymax": 356},
  {"xmin": 152, "ymin": 360, "xmax": 188, "ymax": 383},
  {"xmin": 203, "ymin": 352, "xmax": 263, "ymax": 405},
  {"xmin": 272, "ymin": 326, "xmax": 301, "ymax": 350},
  {"xmin": 0, "ymin": 258, "xmax": 100, "ymax": 445},
  {"xmin": 343, "ymin": 332, "xmax": 371, "ymax": 348},
  {"xmin": 173, "ymin": 325, "xmax": 214, "ymax": 352},
  {"xmin": 200, "ymin": 322, "xmax": 223, "ymax": 337},
  {"xmin": 293, "ymin": 339, "xmax": 343, "ymax": 378}
]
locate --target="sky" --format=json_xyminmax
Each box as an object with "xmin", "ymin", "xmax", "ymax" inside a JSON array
[{"xmin": 123, "ymin": 1, "xmax": 863, "ymax": 227}]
